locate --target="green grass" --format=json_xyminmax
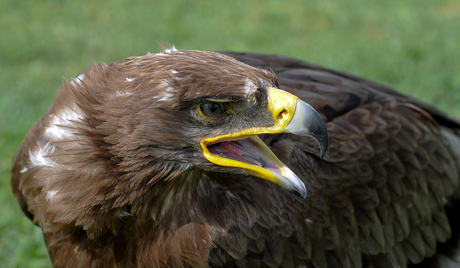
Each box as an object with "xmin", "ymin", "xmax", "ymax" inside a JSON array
[{"xmin": 1, "ymin": 0, "xmax": 459, "ymax": 266}]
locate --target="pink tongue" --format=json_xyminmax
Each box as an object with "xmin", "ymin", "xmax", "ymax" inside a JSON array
[{"xmin": 207, "ymin": 139, "xmax": 278, "ymax": 172}]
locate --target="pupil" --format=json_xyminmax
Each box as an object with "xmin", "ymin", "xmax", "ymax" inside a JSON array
[{"xmin": 209, "ymin": 103, "xmax": 218, "ymax": 112}]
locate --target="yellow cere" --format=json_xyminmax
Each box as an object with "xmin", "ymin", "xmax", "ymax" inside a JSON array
[{"xmin": 266, "ymin": 87, "xmax": 298, "ymax": 128}]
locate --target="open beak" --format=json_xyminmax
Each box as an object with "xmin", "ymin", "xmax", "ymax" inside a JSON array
[{"xmin": 200, "ymin": 87, "xmax": 328, "ymax": 198}]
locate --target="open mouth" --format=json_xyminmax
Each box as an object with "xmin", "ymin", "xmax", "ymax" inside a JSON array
[
  {"xmin": 206, "ymin": 136, "xmax": 280, "ymax": 174},
  {"xmin": 201, "ymin": 134, "xmax": 307, "ymax": 198}
]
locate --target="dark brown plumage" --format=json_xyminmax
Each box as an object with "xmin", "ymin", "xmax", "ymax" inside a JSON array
[{"xmin": 11, "ymin": 49, "xmax": 460, "ymax": 267}]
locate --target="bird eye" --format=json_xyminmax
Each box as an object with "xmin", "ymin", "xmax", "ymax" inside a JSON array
[{"xmin": 199, "ymin": 102, "xmax": 228, "ymax": 119}]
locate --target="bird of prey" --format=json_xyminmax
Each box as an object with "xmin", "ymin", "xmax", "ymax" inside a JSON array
[{"xmin": 11, "ymin": 48, "xmax": 460, "ymax": 268}]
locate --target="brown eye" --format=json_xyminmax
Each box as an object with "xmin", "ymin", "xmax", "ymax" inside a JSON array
[{"xmin": 200, "ymin": 102, "xmax": 228, "ymax": 118}]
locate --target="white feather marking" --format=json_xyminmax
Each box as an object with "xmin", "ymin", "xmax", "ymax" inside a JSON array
[
  {"xmin": 170, "ymin": 69, "xmax": 178, "ymax": 74},
  {"xmin": 305, "ymin": 218, "xmax": 313, "ymax": 224},
  {"xmin": 46, "ymin": 190, "xmax": 59, "ymax": 201},
  {"xmin": 151, "ymin": 52, "xmax": 166, "ymax": 57},
  {"xmin": 126, "ymin": 77, "xmax": 134, "ymax": 82},
  {"xmin": 156, "ymin": 80, "xmax": 175, "ymax": 101},
  {"xmin": 148, "ymin": 46, "xmax": 178, "ymax": 57},
  {"xmin": 29, "ymin": 142, "xmax": 56, "ymax": 167},
  {"xmin": 163, "ymin": 45, "xmax": 177, "ymax": 54},
  {"xmin": 45, "ymin": 108, "xmax": 83, "ymax": 140},
  {"xmin": 244, "ymin": 78, "xmax": 256, "ymax": 95},
  {"xmin": 20, "ymin": 167, "xmax": 28, "ymax": 173},
  {"xmin": 70, "ymin": 73, "xmax": 85, "ymax": 87},
  {"xmin": 157, "ymin": 92, "xmax": 174, "ymax": 101},
  {"xmin": 116, "ymin": 91, "xmax": 132, "ymax": 96},
  {"xmin": 160, "ymin": 80, "xmax": 169, "ymax": 87},
  {"xmin": 45, "ymin": 122, "xmax": 71, "ymax": 140}
]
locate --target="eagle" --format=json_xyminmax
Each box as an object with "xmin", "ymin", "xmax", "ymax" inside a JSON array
[{"xmin": 11, "ymin": 48, "xmax": 460, "ymax": 268}]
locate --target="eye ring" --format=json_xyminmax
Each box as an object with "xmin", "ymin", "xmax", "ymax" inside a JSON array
[{"xmin": 198, "ymin": 101, "xmax": 228, "ymax": 119}]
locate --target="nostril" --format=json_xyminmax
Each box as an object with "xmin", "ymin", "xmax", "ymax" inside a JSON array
[{"xmin": 277, "ymin": 109, "xmax": 288, "ymax": 123}]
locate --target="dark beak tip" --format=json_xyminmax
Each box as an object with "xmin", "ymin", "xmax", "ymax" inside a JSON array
[
  {"xmin": 297, "ymin": 190, "xmax": 307, "ymax": 199},
  {"xmin": 294, "ymin": 185, "xmax": 307, "ymax": 199},
  {"xmin": 289, "ymin": 182, "xmax": 307, "ymax": 199}
]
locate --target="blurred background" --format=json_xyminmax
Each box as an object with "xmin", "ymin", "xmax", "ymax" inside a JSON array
[{"xmin": 1, "ymin": 0, "xmax": 459, "ymax": 266}]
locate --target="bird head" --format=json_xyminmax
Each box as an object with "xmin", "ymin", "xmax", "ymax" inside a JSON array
[
  {"xmin": 13, "ymin": 49, "xmax": 328, "ymax": 235},
  {"xmin": 74, "ymin": 49, "xmax": 328, "ymax": 199}
]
